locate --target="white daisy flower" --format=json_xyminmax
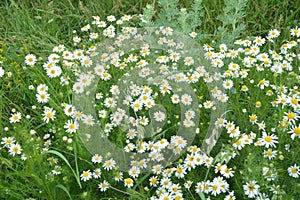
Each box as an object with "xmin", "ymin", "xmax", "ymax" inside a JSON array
[
  {"xmin": 124, "ymin": 178, "xmax": 134, "ymax": 188},
  {"xmin": 93, "ymin": 168, "xmax": 101, "ymax": 179},
  {"xmin": 25, "ymin": 54, "xmax": 37, "ymax": 66},
  {"xmin": 80, "ymin": 56, "xmax": 93, "ymax": 67},
  {"xmin": 80, "ymin": 170, "xmax": 92, "ymax": 181},
  {"xmin": 98, "ymin": 180, "xmax": 109, "ymax": 192},
  {"xmin": 288, "ymin": 125, "xmax": 300, "ymax": 140},
  {"xmin": 9, "ymin": 112, "xmax": 22, "ymax": 123},
  {"xmin": 72, "ymin": 82, "xmax": 84, "ymax": 94},
  {"xmin": 290, "ymin": 27, "xmax": 300, "ymax": 37},
  {"xmin": 184, "ymin": 56, "xmax": 194, "ymax": 66},
  {"xmin": 46, "ymin": 66, "xmax": 62, "ymax": 78},
  {"xmin": 243, "ymin": 181, "xmax": 260, "ymax": 198},
  {"xmin": 288, "ymin": 164, "xmax": 300, "ymax": 178},
  {"xmin": 81, "ymin": 24, "xmax": 90, "ymax": 32},
  {"xmin": 1, "ymin": 137, "xmax": 15, "ymax": 147},
  {"xmin": 48, "ymin": 53, "xmax": 60, "ymax": 63},
  {"xmin": 258, "ymin": 132, "xmax": 278, "ymax": 148},
  {"xmin": 107, "ymin": 15, "xmax": 116, "ymax": 22},
  {"xmin": 9, "ymin": 143, "xmax": 22, "ymax": 156},
  {"xmin": 222, "ymin": 79, "xmax": 234, "ymax": 90},
  {"xmin": 91, "ymin": 154, "xmax": 103, "ymax": 163},
  {"xmin": 103, "ymin": 159, "xmax": 116, "ymax": 171},
  {"xmin": 181, "ymin": 94, "xmax": 193, "ymax": 106},
  {"xmin": 0, "ymin": 67, "xmax": 4, "ymax": 78},
  {"xmin": 153, "ymin": 111, "xmax": 166, "ymax": 122},
  {"xmin": 42, "ymin": 107, "xmax": 56, "ymax": 123},
  {"xmin": 64, "ymin": 119, "xmax": 78, "ymax": 133}
]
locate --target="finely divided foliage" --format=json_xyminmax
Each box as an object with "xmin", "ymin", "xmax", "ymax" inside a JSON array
[{"xmin": 0, "ymin": 0, "xmax": 300, "ymax": 199}]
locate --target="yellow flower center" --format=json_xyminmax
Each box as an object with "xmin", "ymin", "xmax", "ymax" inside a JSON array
[
  {"xmin": 248, "ymin": 184, "xmax": 254, "ymax": 191},
  {"xmin": 103, "ymin": 73, "xmax": 109, "ymax": 78},
  {"xmin": 205, "ymin": 184, "xmax": 209, "ymax": 190},
  {"xmin": 178, "ymin": 139, "xmax": 183, "ymax": 145},
  {"xmin": 188, "ymin": 155, "xmax": 194, "ymax": 161},
  {"xmin": 69, "ymin": 124, "xmax": 75, "ymax": 129},
  {"xmin": 13, "ymin": 146, "xmax": 19, "ymax": 153},
  {"xmin": 173, "ymin": 187, "xmax": 178, "ymax": 192},
  {"xmin": 280, "ymin": 121, "xmax": 287, "ymax": 128},
  {"xmin": 125, "ymin": 178, "xmax": 133, "ymax": 184},
  {"xmin": 6, "ymin": 139, "xmax": 12, "ymax": 144},
  {"xmin": 174, "ymin": 196, "xmax": 180, "ymax": 200},
  {"xmin": 291, "ymin": 98, "xmax": 298, "ymax": 105},
  {"xmin": 151, "ymin": 178, "xmax": 157, "ymax": 184},
  {"xmin": 267, "ymin": 150, "xmax": 273, "ymax": 156},
  {"xmin": 212, "ymin": 184, "xmax": 218, "ymax": 191},
  {"xmin": 83, "ymin": 171, "xmax": 89, "ymax": 177},
  {"xmin": 265, "ymin": 136, "xmax": 273, "ymax": 143},
  {"xmin": 294, "ymin": 128, "xmax": 300, "ymax": 135},
  {"xmin": 249, "ymin": 115, "xmax": 257, "ymax": 121},
  {"xmin": 259, "ymin": 80, "xmax": 265, "ymax": 85},
  {"xmin": 231, "ymin": 129, "xmax": 237, "ymax": 134},
  {"xmin": 287, "ymin": 113, "xmax": 295, "ymax": 119},
  {"xmin": 256, "ymin": 101, "xmax": 261, "ymax": 107},
  {"xmin": 291, "ymin": 168, "xmax": 297, "ymax": 174},
  {"xmin": 207, "ymin": 52, "xmax": 213, "ymax": 57},
  {"xmin": 134, "ymin": 103, "xmax": 140, "ymax": 108},
  {"xmin": 177, "ymin": 168, "xmax": 183, "ymax": 173},
  {"xmin": 76, "ymin": 112, "xmax": 82, "ymax": 117}
]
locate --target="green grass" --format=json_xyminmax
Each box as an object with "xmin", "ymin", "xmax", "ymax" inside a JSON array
[
  {"xmin": 1, "ymin": 0, "xmax": 299, "ymax": 52},
  {"xmin": 0, "ymin": 0, "xmax": 300, "ymax": 199}
]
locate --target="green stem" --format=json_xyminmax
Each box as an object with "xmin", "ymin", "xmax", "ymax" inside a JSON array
[
  {"xmin": 109, "ymin": 185, "xmax": 132, "ymax": 196},
  {"xmin": 73, "ymin": 138, "xmax": 82, "ymax": 189}
]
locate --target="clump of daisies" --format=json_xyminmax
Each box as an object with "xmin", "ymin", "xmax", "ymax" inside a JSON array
[
  {"xmin": 15, "ymin": 11, "xmax": 300, "ymax": 199},
  {"xmin": 1, "ymin": 136, "xmax": 23, "ymax": 157}
]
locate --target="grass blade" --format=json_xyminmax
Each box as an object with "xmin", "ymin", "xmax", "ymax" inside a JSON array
[
  {"xmin": 55, "ymin": 184, "xmax": 72, "ymax": 200},
  {"xmin": 45, "ymin": 150, "xmax": 82, "ymax": 188}
]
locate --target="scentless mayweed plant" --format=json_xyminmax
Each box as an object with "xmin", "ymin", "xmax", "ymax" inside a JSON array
[{"xmin": 1, "ymin": 1, "xmax": 300, "ymax": 200}]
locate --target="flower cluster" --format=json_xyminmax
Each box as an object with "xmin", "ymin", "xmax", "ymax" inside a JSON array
[
  {"xmin": 1, "ymin": 136, "xmax": 23, "ymax": 157},
  {"xmin": 1, "ymin": 11, "xmax": 299, "ymax": 199}
]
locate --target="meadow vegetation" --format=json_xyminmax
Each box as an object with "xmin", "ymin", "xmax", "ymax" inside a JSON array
[{"xmin": 0, "ymin": 0, "xmax": 299, "ymax": 199}]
